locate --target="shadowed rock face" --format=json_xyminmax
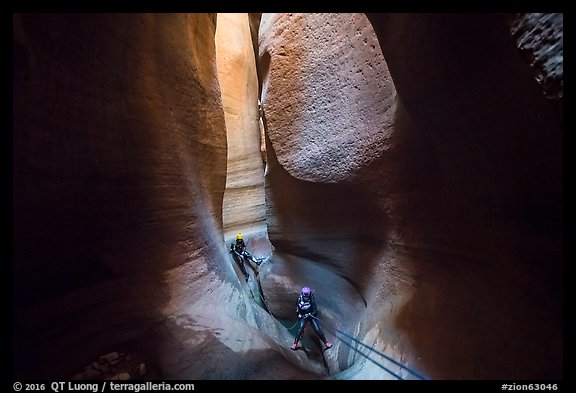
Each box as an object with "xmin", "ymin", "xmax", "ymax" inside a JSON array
[
  {"xmin": 365, "ymin": 14, "xmax": 562, "ymax": 379},
  {"xmin": 509, "ymin": 13, "xmax": 563, "ymax": 100},
  {"xmin": 12, "ymin": 12, "xmax": 323, "ymax": 381},
  {"xmin": 260, "ymin": 13, "xmax": 562, "ymax": 379},
  {"xmin": 12, "ymin": 13, "xmax": 230, "ymax": 379},
  {"xmin": 12, "ymin": 12, "xmax": 562, "ymax": 380}
]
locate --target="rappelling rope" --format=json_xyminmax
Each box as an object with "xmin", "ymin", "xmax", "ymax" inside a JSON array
[
  {"xmin": 312, "ymin": 315, "xmax": 429, "ymax": 380},
  {"xmin": 234, "ymin": 250, "xmax": 424, "ymax": 380}
]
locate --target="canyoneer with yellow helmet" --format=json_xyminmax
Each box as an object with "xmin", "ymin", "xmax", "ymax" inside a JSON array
[{"xmin": 230, "ymin": 232, "xmax": 261, "ymax": 282}]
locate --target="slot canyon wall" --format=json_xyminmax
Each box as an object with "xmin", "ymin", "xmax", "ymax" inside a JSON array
[
  {"xmin": 258, "ymin": 13, "xmax": 562, "ymax": 379},
  {"xmin": 12, "ymin": 13, "xmax": 229, "ymax": 379},
  {"xmin": 216, "ymin": 13, "xmax": 269, "ymax": 244},
  {"xmin": 12, "ymin": 12, "xmax": 562, "ymax": 380},
  {"xmin": 12, "ymin": 13, "xmax": 312, "ymax": 380}
]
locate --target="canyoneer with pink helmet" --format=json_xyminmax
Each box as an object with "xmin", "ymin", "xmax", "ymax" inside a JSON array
[{"xmin": 291, "ymin": 287, "xmax": 333, "ymax": 351}]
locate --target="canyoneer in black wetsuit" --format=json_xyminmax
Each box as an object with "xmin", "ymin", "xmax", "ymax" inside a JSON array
[
  {"xmin": 291, "ymin": 287, "xmax": 333, "ymax": 350},
  {"xmin": 230, "ymin": 233, "xmax": 260, "ymax": 281}
]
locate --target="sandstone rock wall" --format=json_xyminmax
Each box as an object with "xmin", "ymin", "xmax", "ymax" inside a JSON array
[
  {"xmin": 509, "ymin": 13, "xmax": 563, "ymax": 100},
  {"xmin": 259, "ymin": 12, "xmax": 562, "ymax": 379},
  {"xmin": 216, "ymin": 13, "xmax": 267, "ymax": 242},
  {"xmin": 13, "ymin": 12, "xmax": 329, "ymax": 380},
  {"xmin": 12, "ymin": 13, "xmax": 230, "ymax": 379},
  {"xmin": 11, "ymin": 12, "xmax": 562, "ymax": 380}
]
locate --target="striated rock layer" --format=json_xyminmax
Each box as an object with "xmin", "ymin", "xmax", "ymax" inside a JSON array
[
  {"xmin": 509, "ymin": 13, "xmax": 563, "ymax": 100},
  {"xmin": 259, "ymin": 13, "xmax": 562, "ymax": 379},
  {"xmin": 12, "ymin": 12, "xmax": 227, "ymax": 379},
  {"xmin": 12, "ymin": 12, "xmax": 562, "ymax": 380},
  {"xmin": 216, "ymin": 13, "xmax": 269, "ymax": 248},
  {"xmin": 12, "ymin": 13, "xmax": 311, "ymax": 380}
]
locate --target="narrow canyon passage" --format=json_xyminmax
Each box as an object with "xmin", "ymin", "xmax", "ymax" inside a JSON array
[
  {"xmin": 12, "ymin": 13, "xmax": 563, "ymax": 381},
  {"xmin": 215, "ymin": 13, "xmax": 273, "ymax": 280}
]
